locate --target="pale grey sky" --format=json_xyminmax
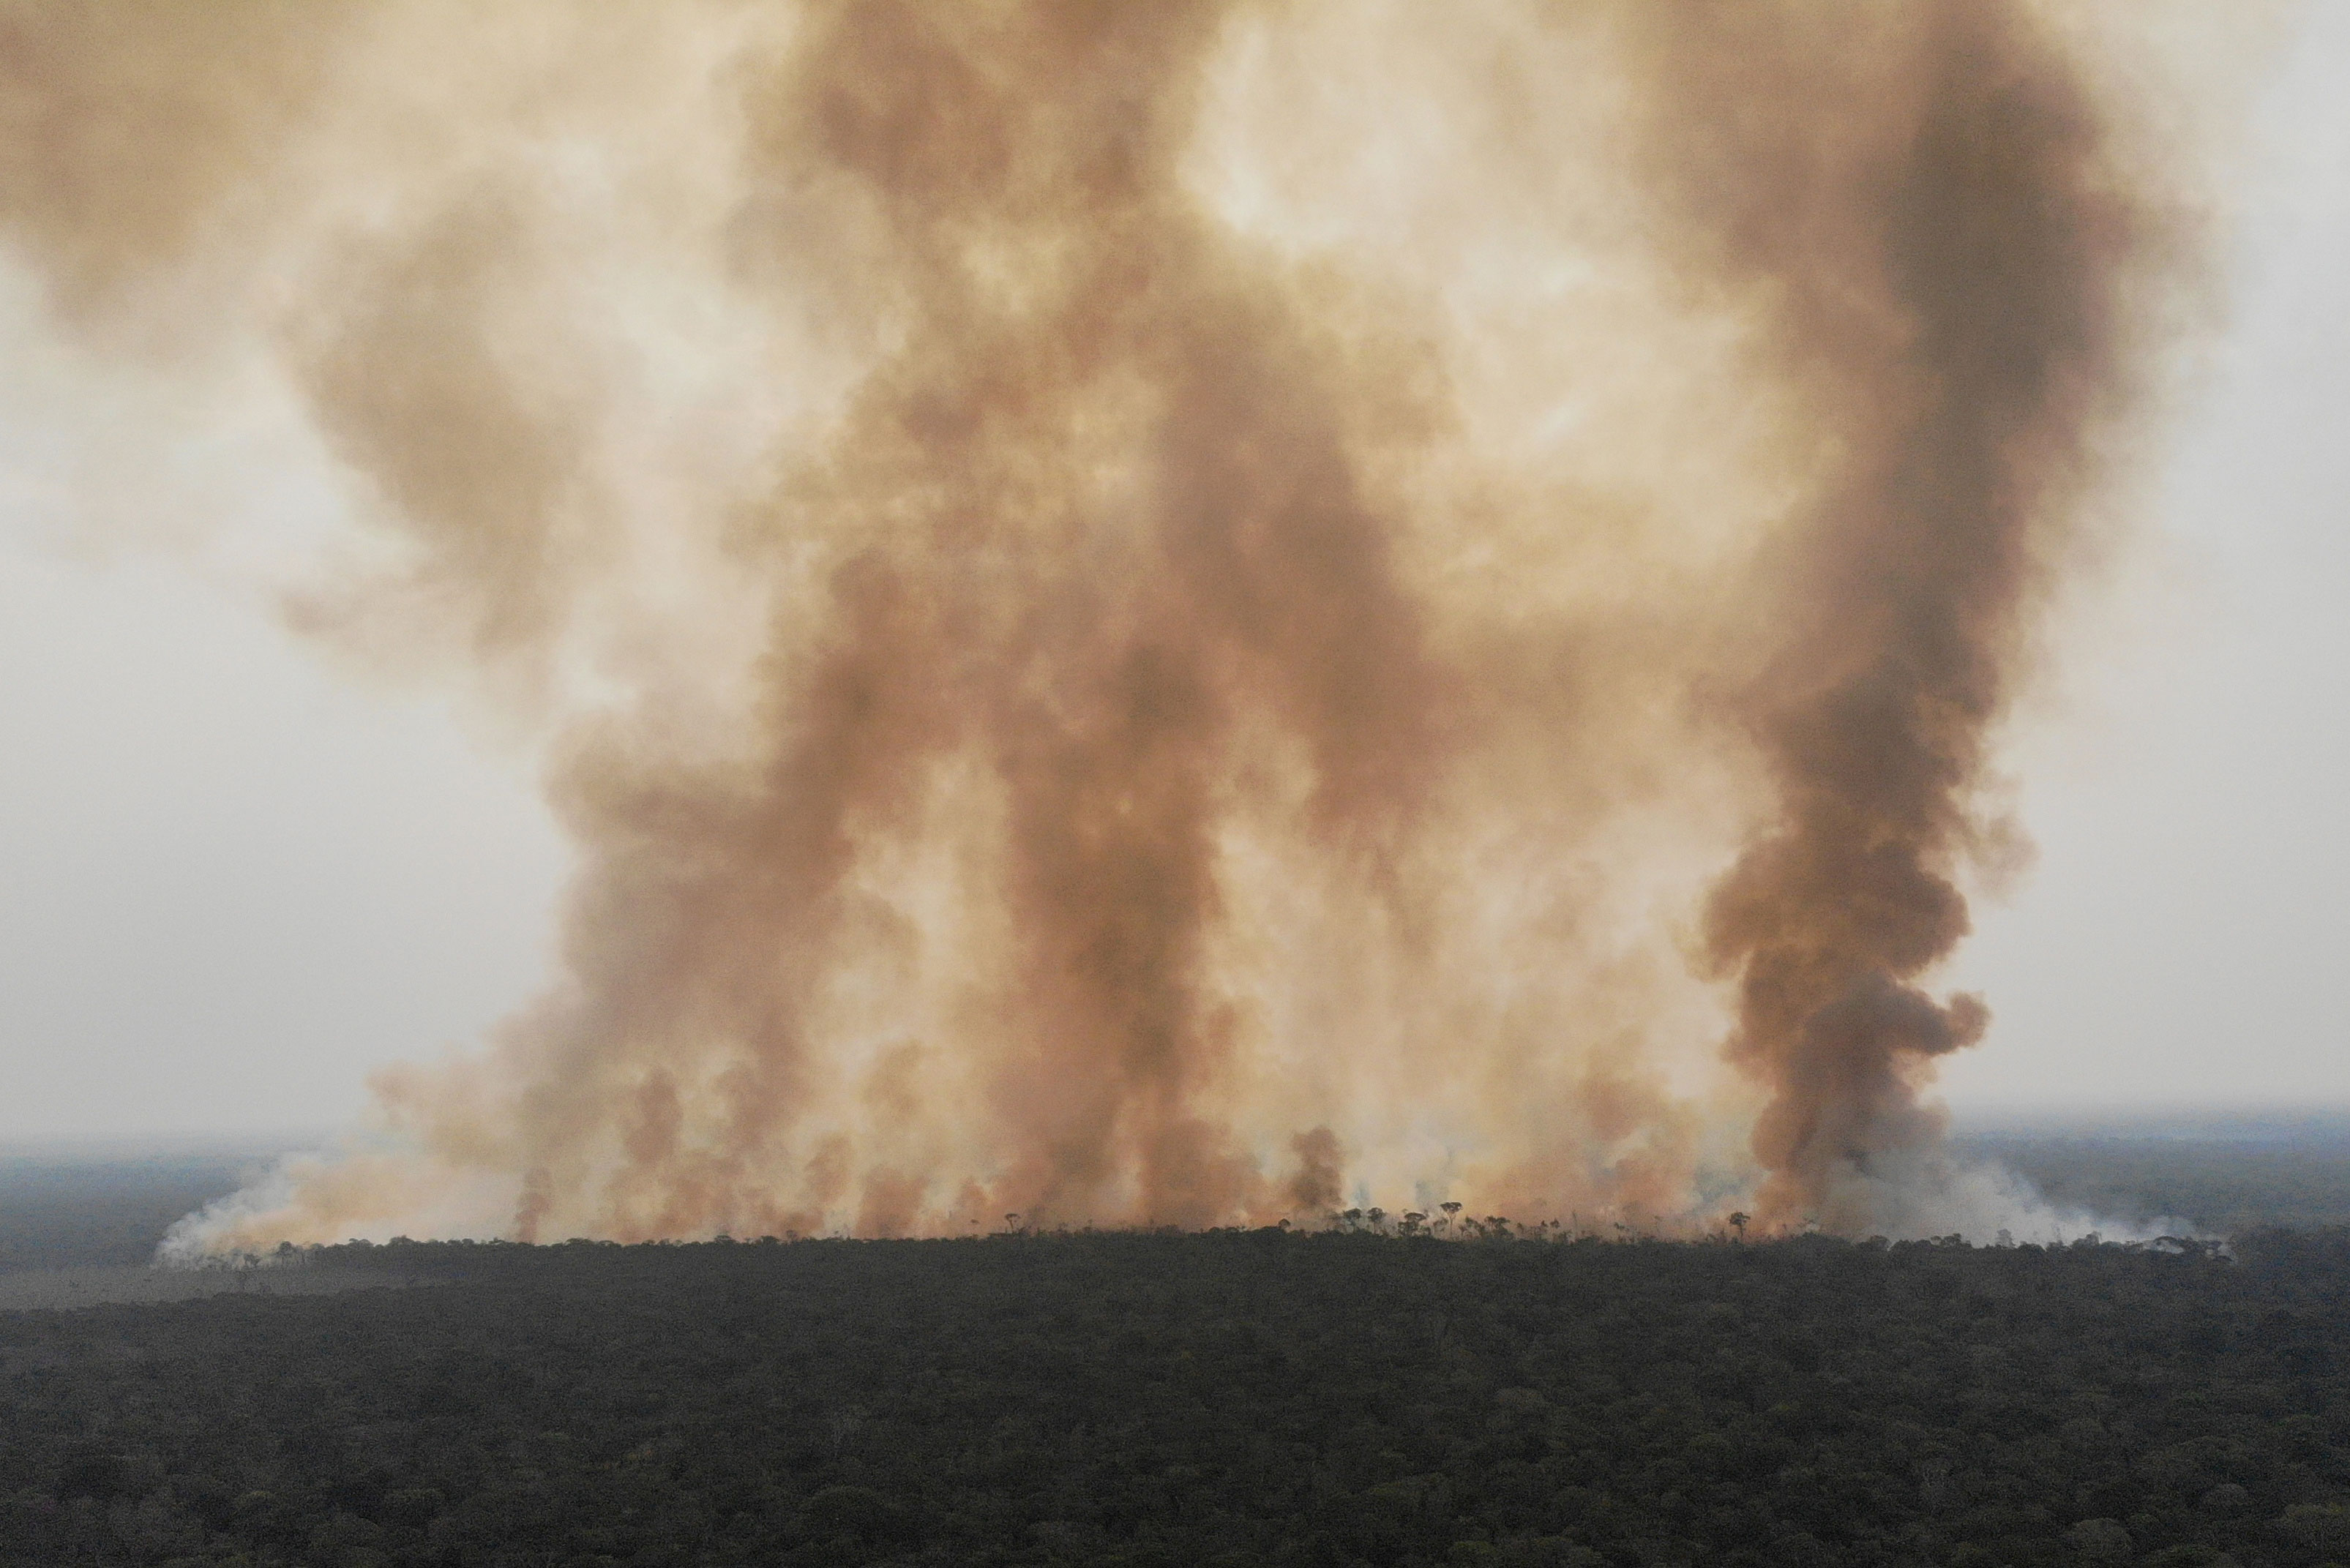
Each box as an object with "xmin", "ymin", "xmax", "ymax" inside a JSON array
[
  {"xmin": 1940, "ymin": 4, "xmax": 2350, "ymax": 1111},
  {"xmin": 1, "ymin": 11, "xmax": 2346, "ymax": 1144}
]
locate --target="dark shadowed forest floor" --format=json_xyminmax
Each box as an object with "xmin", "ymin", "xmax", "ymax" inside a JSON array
[{"xmin": 6, "ymin": 1230, "xmax": 2350, "ymax": 1567}]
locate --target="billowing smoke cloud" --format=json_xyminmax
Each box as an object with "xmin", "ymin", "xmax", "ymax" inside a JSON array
[
  {"xmin": 1615, "ymin": 3, "xmax": 2172, "ymax": 1228},
  {"xmin": 0, "ymin": 2, "xmax": 2207, "ymax": 1245}
]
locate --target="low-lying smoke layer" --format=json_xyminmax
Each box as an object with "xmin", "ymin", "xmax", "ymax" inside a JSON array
[{"xmin": 0, "ymin": 1, "xmax": 2196, "ymax": 1245}]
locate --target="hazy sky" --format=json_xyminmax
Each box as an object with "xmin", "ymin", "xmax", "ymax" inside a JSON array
[{"xmin": 1, "ymin": 9, "xmax": 2346, "ymax": 1145}]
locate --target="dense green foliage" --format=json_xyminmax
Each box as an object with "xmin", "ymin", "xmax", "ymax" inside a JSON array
[{"xmin": 7, "ymin": 1229, "xmax": 2350, "ymax": 1568}]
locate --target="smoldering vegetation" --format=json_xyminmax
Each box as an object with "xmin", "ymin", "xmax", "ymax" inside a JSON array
[
  {"xmin": 1955, "ymin": 1110, "xmax": 2350, "ymax": 1238},
  {"xmin": 0, "ymin": 1150, "xmax": 261, "ymax": 1271},
  {"xmin": 0, "ymin": 1149, "xmax": 417, "ymax": 1308},
  {"xmin": 0, "ymin": 1, "xmax": 2234, "ymax": 1246}
]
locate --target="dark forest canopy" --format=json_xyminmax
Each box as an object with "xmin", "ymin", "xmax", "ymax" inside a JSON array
[{"xmin": 7, "ymin": 1228, "xmax": 2350, "ymax": 1567}]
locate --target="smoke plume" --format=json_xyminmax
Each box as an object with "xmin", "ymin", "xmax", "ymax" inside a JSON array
[{"xmin": 0, "ymin": 2, "xmax": 2203, "ymax": 1245}]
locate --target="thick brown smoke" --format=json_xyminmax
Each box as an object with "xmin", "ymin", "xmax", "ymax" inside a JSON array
[
  {"xmin": 0, "ymin": 2, "xmax": 2201, "ymax": 1244},
  {"xmin": 1617, "ymin": 3, "xmax": 2164, "ymax": 1228}
]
